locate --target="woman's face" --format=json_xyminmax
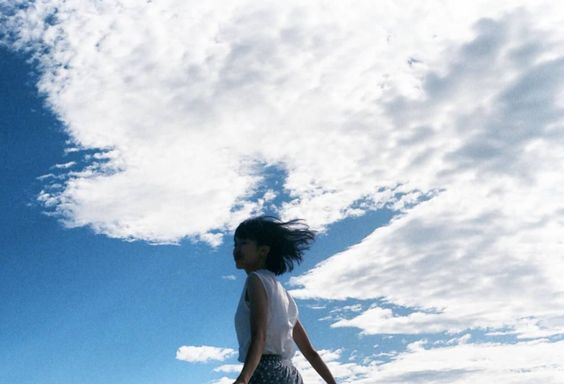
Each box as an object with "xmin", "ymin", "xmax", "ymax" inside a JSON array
[{"xmin": 233, "ymin": 237, "xmax": 268, "ymax": 273}]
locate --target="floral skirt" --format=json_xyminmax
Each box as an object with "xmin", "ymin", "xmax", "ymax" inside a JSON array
[{"xmin": 249, "ymin": 354, "xmax": 304, "ymax": 384}]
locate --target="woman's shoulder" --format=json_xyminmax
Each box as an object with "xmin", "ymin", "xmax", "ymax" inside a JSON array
[
  {"xmin": 246, "ymin": 269, "xmax": 275, "ymax": 285},
  {"xmin": 247, "ymin": 269, "xmax": 277, "ymax": 292},
  {"xmin": 248, "ymin": 268, "xmax": 276, "ymax": 280}
]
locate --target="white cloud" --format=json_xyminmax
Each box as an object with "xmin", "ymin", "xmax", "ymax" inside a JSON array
[
  {"xmin": 175, "ymin": 345, "xmax": 236, "ymax": 363},
  {"xmin": 281, "ymin": 4, "xmax": 564, "ymax": 342},
  {"xmin": 52, "ymin": 161, "xmax": 76, "ymax": 169},
  {"xmin": 3, "ymin": 0, "xmax": 561, "ymax": 244},
  {"xmin": 208, "ymin": 377, "xmax": 234, "ymax": 384},
  {"xmin": 213, "ymin": 364, "xmax": 242, "ymax": 373},
  {"xmin": 291, "ymin": 340, "xmax": 564, "ymax": 383},
  {"xmin": 369, "ymin": 339, "xmax": 564, "ymax": 383},
  {"xmin": 292, "ymin": 349, "xmax": 374, "ymax": 383},
  {"xmin": 290, "ymin": 171, "xmax": 564, "ymax": 338},
  {"xmin": 331, "ymin": 306, "xmax": 470, "ymax": 335}
]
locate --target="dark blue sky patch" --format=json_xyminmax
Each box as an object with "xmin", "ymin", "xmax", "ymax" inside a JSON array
[
  {"xmin": 0, "ymin": 46, "xmax": 68, "ymax": 230},
  {"xmin": 228, "ymin": 160, "xmax": 294, "ymax": 217}
]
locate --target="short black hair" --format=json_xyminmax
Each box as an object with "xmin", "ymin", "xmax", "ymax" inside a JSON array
[{"xmin": 234, "ymin": 215, "xmax": 316, "ymax": 275}]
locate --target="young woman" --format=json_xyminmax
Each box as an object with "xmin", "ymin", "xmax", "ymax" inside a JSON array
[{"xmin": 232, "ymin": 216, "xmax": 337, "ymax": 384}]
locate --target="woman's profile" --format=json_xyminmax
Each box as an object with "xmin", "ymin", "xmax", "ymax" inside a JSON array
[{"xmin": 232, "ymin": 216, "xmax": 337, "ymax": 384}]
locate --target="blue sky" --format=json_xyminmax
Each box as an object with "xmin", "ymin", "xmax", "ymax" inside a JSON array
[{"xmin": 2, "ymin": 1, "xmax": 564, "ymax": 383}]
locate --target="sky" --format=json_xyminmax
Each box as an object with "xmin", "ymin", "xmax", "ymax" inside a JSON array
[{"xmin": 2, "ymin": 0, "xmax": 564, "ymax": 383}]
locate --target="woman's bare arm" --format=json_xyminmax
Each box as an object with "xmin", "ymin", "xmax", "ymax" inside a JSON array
[
  {"xmin": 293, "ymin": 319, "xmax": 337, "ymax": 384},
  {"xmin": 234, "ymin": 274, "xmax": 268, "ymax": 384}
]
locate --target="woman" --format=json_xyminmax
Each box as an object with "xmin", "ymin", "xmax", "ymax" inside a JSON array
[{"xmin": 232, "ymin": 216, "xmax": 337, "ymax": 384}]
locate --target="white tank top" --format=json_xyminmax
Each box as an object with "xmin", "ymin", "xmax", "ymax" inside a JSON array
[{"xmin": 234, "ymin": 269, "xmax": 299, "ymax": 362}]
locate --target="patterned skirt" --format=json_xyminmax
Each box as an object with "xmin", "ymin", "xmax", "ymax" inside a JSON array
[{"xmin": 249, "ymin": 354, "xmax": 304, "ymax": 384}]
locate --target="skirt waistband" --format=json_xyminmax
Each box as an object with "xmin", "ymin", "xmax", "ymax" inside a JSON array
[{"xmin": 260, "ymin": 354, "xmax": 289, "ymax": 361}]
